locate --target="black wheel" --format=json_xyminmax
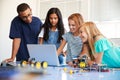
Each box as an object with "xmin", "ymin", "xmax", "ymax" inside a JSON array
[
  {"xmin": 41, "ymin": 61, "xmax": 48, "ymax": 69},
  {"xmin": 34, "ymin": 61, "xmax": 41, "ymax": 69},
  {"xmin": 20, "ymin": 60, "xmax": 27, "ymax": 67}
]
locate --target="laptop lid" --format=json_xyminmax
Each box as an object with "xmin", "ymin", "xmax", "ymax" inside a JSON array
[{"xmin": 27, "ymin": 44, "xmax": 60, "ymax": 66}]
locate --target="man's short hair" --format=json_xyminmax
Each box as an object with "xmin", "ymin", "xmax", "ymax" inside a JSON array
[{"xmin": 17, "ymin": 3, "xmax": 30, "ymax": 13}]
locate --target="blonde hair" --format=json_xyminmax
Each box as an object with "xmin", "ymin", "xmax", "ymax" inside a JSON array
[
  {"xmin": 68, "ymin": 13, "xmax": 84, "ymax": 28},
  {"xmin": 80, "ymin": 22, "xmax": 104, "ymax": 60}
]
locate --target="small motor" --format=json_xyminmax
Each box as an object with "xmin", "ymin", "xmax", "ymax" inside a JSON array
[{"xmin": 78, "ymin": 55, "xmax": 88, "ymax": 68}]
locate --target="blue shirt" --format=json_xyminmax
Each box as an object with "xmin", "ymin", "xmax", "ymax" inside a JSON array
[
  {"xmin": 9, "ymin": 16, "xmax": 42, "ymax": 61},
  {"xmin": 42, "ymin": 29, "xmax": 64, "ymax": 64},
  {"xmin": 62, "ymin": 32, "xmax": 83, "ymax": 62},
  {"xmin": 95, "ymin": 38, "xmax": 120, "ymax": 68},
  {"xmin": 43, "ymin": 30, "xmax": 60, "ymax": 49}
]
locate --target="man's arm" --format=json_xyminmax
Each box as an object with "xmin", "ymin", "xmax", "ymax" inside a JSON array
[{"xmin": 6, "ymin": 38, "xmax": 21, "ymax": 62}]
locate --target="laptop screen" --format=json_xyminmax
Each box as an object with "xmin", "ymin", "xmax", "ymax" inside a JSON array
[{"xmin": 27, "ymin": 44, "xmax": 60, "ymax": 66}]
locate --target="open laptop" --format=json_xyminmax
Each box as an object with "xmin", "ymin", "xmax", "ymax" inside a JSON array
[{"xmin": 27, "ymin": 44, "xmax": 61, "ymax": 66}]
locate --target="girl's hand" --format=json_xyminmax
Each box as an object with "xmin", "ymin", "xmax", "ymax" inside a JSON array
[
  {"xmin": 62, "ymin": 51, "xmax": 67, "ymax": 57},
  {"xmin": 67, "ymin": 61, "xmax": 74, "ymax": 67},
  {"xmin": 87, "ymin": 60, "xmax": 95, "ymax": 66}
]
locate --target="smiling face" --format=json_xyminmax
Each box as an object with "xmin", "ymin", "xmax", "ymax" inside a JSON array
[
  {"xmin": 68, "ymin": 19, "xmax": 79, "ymax": 35},
  {"xmin": 49, "ymin": 13, "xmax": 58, "ymax": 27},
  {"xmin": 79, "ymin": 27, "xmax": 88, "ymax": 43},
  {"xmin": 19, "ymin": 8, "xmax": 32, "ymax": 23}
]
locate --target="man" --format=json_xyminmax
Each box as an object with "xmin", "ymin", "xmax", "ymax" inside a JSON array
[{"xmin": 5, "ymin": 3, "xmax": 42, "ymax": 62}]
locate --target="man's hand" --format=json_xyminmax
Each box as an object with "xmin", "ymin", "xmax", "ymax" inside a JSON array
[{"xmin": 4, "ymin": 58, "xmax": 14, "ymax": 62}]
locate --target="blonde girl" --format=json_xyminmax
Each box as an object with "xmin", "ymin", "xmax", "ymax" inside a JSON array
[{"xmin": 79, "ymin": 21, "xmax": 120, "ymax": 68}]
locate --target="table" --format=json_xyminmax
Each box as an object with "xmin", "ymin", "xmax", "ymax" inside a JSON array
[{"xmin": 0, "ymin": 65, "xmax": 120, "ymax": 80}]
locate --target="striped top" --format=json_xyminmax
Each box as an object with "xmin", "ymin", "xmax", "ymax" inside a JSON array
[{"xmin": 62, "ymin": 32, "xmax": 83, "ymax": 62}]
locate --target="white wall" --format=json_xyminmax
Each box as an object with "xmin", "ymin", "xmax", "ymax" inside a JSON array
[
  {"xmin": 0, "ymin": 0, "xmax": 39, "ymax": 63},
  {"xmin": 90, "ymin": 0, "xmax": 120, "ymax": 21},
  {"xmin": 96, "ymin": 21, "xmax": 120, "ymax": 38},
  {"xmin": 89, "ymin": 0, "xmax": 120, "ymax": 38}
]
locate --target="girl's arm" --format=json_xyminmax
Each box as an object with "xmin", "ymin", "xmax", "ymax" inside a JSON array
[
  {"xmin": 87, "ymin": 52, "xmax": 103, "ymax": 66},
  {"xmin": 94, "ymin": 52, "xmax": 103, "ymax": 64},
  {"xmin": 39, "ymin": 37, "xmax": 43, "ymax": 44},
  {"xmin": 38, "ymin": 28, "xmax": 44, "ymax": 44},
  {"xmin": 88, "ymin": 35, "xmax": 104, "ymax": 65},
  {"xmin": 78, "ymin": 44, "xmax": 90, "ymax": 58},
  {"xmin": 57, "ymin": 39, "xmax": 67, "ymax": 55}
]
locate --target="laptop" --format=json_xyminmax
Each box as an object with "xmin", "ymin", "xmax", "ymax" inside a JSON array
[{"xmin": 27, "ymin": 44, "xmax": 61, "ymax": 66}]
